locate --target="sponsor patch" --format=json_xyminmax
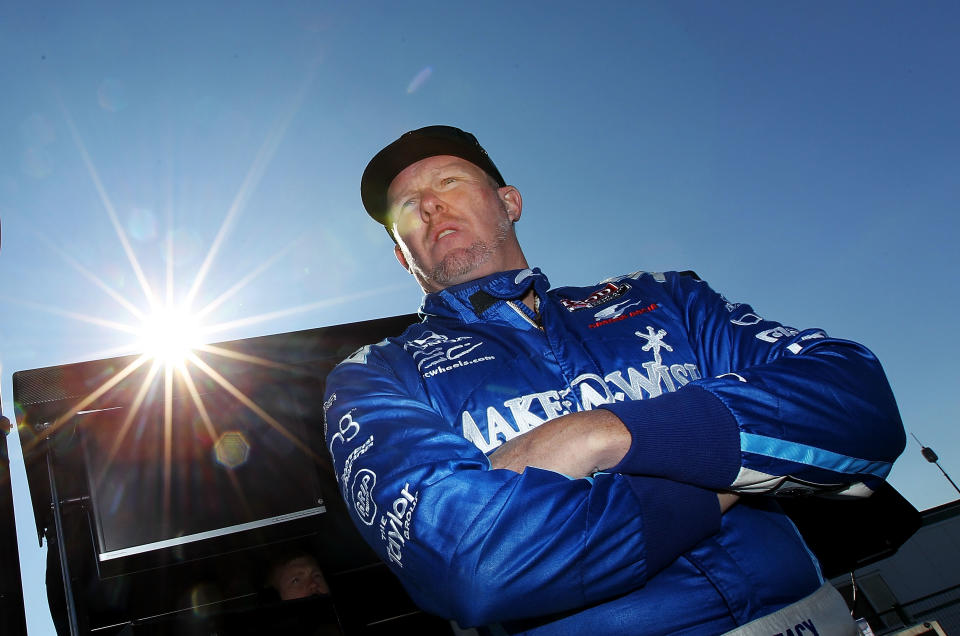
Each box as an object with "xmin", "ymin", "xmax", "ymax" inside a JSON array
[
  {"xmin": 340, "ymin": 435, "xmax": 374, "ymax": 497},
  {"xmin": 635, "ymin": 326, "xmax": 673, "ymax": 360},
  {"xmin": 328, "ymin": 409, "xmax": 361, "ymax": 458},
  {"xmin": 380, "ymin": 483, "xmax": 419, "ymax": 568},
  {"xmin": 589, "ymin": 301, "xmax": 658, "ymax": 329},
  {"xmin": 756, "ymin": 326, "xmax": 800, "ymax": 343},
  {"xmin": 322, "ymin": 393, "xmax": 336, "ymax": 438},
  {"xmin": 460, "ymin": 328, "xmax": 703, "ymax": 453},
  {"xmin": 422, "ymin": 355, "xmax": 496, "ymax": 378},
  {"xmin": 787, "ymin": 331, "xmax": 826, "ymax": 354},
  {"xmin": 404, "ymin": 330, "xmax": 495, "ymax": 377},
  {"xmin": 322, "ymin": 393, "xmax": 336, "ymax": 416},
  {"xmin": 560, "ymin": 282, "xmax": 630, "ymax": 312},
  {"xmin": 350, "ymin": 468, "xmax": 378, "ymax": 526},
  {"xmin": 730, "ymin": 312, "xmax": 763, "ymax": 326},
  {"xmin": 720, "ymin": 294, "xmax": 741, "ymax": 313}
]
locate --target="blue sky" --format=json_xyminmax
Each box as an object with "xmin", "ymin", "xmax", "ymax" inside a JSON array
[{"xmin": 2, "ymin": 2, "xmax": 958, "ymax": 633}]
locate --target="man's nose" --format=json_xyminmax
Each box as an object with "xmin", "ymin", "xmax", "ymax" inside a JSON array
[{"xmin": 419, "ymin": 189, "xmax": 445, "ymax": 220}]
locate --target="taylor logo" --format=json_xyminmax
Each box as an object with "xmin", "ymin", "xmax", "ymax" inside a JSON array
[
  {"xmin": 404, "ymin": 331, "xmax": 494, "ymax": 377},
  {"xmin": 380, "ymin": 484, "xmax": 419, "ymax": 568},
  {"xmin": 560, "ymin": 282, "xmax": 630, "ymax": 311}
]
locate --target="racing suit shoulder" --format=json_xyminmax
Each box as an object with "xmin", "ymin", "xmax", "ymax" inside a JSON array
[{"xmin": 601, "ymin": 271, "xmax": 906, "ymax": 496}]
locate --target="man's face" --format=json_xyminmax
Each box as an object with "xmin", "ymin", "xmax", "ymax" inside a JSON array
[
  {"xmin": 386, "ymin": 155, "xmax": 526, "ymax": 294},
  {"xmin": 274, "ymin": 556, "xmax": 329, "ymax": 601}
]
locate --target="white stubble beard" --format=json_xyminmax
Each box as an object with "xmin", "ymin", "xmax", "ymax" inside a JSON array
[{"xmin": 422, "ymin": 212, "xmax": 514, "ymax": 289}]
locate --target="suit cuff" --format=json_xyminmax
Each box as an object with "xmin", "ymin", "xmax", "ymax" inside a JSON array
[
  {"xmin": 600, "ymin": 385, "xmax": 741, "ymax": 489},
  {"xmin": 623, "ymin": 476, "xmax": 721, "ymax": 576}
]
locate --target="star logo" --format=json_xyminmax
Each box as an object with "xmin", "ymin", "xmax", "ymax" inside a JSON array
[{"xmin": 635, "ymin": 326, "xmax": 672, "ymax": 364}]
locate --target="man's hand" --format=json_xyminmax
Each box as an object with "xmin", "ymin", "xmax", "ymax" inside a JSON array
[
  {"xmin": 717, "ymin": 492, "xmax": 739, "ymax": 513},
  {"xmin": 489, "ymin": 409, "xmax": 631, "ymax": 478}
]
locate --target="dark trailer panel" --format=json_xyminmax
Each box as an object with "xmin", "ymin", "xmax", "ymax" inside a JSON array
[{"xmin": 12, "ymin": 313, "xmax": 457, "ymax": 635}]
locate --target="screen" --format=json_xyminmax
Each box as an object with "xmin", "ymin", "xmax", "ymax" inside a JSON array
[{"xmin": 79, "ymin": 362, "xmax": 326, "ymax": 560}]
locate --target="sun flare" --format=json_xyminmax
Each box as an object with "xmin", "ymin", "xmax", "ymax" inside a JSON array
[{"xmin": 136, "ymin": 305, "xmax": 203, "ymax": 366}]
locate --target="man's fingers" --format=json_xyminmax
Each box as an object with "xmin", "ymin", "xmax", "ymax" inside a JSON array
[{"xmin": 717, "ymin": 492, "xmax": 739, "ymax": 513}]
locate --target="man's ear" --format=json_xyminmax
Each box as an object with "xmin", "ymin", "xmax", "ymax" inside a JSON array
[
  {"xmin": 394, "ymin": 244, "xmax": 410, "ymax": 272},
  {"xmin": 499, "ymin": 186, "xmax": 523, "ymax": 222}
]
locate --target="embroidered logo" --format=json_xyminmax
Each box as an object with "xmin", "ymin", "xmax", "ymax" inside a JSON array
[
  {"xmin": 460, "ymin": 327, "xmax": 703, "ymax": 453},
  {"xmin": 588, "ymin": 300, "xmax": 659, "ymax": 329},
  {"xmin": 403, "ymin": 331, "xmax": 495, "ymax": 377},
  {"xmin": 560, "ymin": 282, "xmax": 630, "ymax": 312},
  {"xmin": 351, "ymin": 468, "xmax": 378, "ymax": 526}
]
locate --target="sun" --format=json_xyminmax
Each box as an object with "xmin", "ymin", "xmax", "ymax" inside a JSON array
[{"xmin": 136, "ymin": 305, "xmax": 203, "ymax": 366}]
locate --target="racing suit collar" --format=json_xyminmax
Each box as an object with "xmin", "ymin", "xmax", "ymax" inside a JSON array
[{"xmin": 420, "ymin": 268, "xmax": 549, "ymax": 323}]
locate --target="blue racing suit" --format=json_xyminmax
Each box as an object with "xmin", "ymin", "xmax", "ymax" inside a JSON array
[{"xmin": 323, "ymin": 268, "xmax": 904, "ymax": 635}]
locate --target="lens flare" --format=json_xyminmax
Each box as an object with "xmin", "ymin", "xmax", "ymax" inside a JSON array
[
  {"xmin": 189, "ymin": 582, "xmax": 222, "ymax": 616},
  {"xmin": 128, "ymin": 208, "xmax": 157, "ymax": 242},
  {"xmin": 406, "ymin": 66, "xmax": 433, "ymax": 94},
  {"xmin": 214, "ymin": 431, "xmax": 250, "ymax": 469},
  {"xmin": 21, "ymin": 146, "xmax": 53, "ymax": 178},
  {"xmin": 98, "ymin": 77, "xmax": 128, "ymax": 112}
]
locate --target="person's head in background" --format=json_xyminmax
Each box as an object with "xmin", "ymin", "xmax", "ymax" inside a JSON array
[{"xmin": 268, "ymin": 551, "xmax": 330, "ymax": 601}]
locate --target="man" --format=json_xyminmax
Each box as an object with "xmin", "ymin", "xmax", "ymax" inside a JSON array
[
  {"xmin": 268, "ymin": 552, "xmax": 330, "ymax": 601},
  {"xmin": 323, "ymin": 126, "xmax": 905, "ymax": 634}
]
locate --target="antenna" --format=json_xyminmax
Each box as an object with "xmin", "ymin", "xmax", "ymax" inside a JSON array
[{"xmin": 911, "ymin": 432, "xmax": 960, "ymax": 496}]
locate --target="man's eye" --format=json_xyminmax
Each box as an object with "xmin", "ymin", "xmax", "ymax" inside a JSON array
[{"xmin": 441, "ymin": 177, "xmax": 457, "ymax": 186}]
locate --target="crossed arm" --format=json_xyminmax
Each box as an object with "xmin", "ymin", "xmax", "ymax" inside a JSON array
[
  {"xmin": 489, "ymin": 409, "xmax": 741, "ymax": 512},
  {"xmin": 490, "ymin": 273, "xmax": 905, "ymax": 506}
]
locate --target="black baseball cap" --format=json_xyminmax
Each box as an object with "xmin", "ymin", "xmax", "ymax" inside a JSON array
[{"xmin": 360, "ymin": 125, "xmax": 505, "ymax": 226}]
